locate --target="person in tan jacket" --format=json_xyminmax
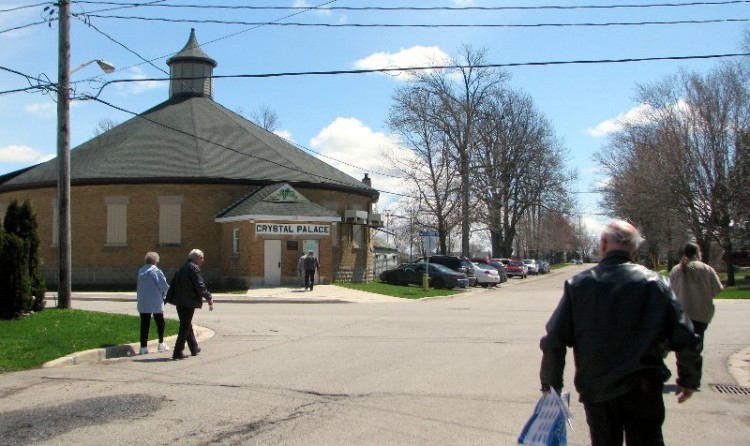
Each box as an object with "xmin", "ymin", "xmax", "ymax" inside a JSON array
[{"xmin": 669, "ymin": 242, "xmax": 724, "ymax": 342}]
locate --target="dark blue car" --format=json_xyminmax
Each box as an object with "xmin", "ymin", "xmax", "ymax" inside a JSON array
[{"xmin": 379, "ymin": 263, "xmax": 469, "ymax": 289}]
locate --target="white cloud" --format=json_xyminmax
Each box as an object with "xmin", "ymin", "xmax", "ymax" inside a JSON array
[
  {"xmin": 310, "ymin": 117, "xmax": 409, "ymax": 208},
  {"xmin": 116, "ymin": 66, "xmax": 167, "ymax": 95},
  {"xmin": 24, "ymin": 101, "xmax": 56, "ymax": 118},
  {"xmin": 273, "ymin": 129, "xmax": 294, "ymax": 142},
  {"xmin": 587, "ymin": 104, "xmax": 654, "ymax": 138},
  {"xmin": 293, "ymin": 0, "xmax": 332, "ymax": 16},
  {"xmin": 581, "ymin": 216, "xmax": 606, "ymax": 237},
  {"xmin": 354, "ymin": 46, "xmax": 451, "ymax": 81},
  {"xmin": 24, "ymin": 99, "xmax": 85, "ymax": 118},
  {"xmin": 0, "ymin": 145, "xmax": 54, "ymax": 164}
]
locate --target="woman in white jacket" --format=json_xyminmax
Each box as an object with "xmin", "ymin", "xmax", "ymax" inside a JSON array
[{"xmin": 136, "ymin": 252, "xmax": 170, "ymax": 354}]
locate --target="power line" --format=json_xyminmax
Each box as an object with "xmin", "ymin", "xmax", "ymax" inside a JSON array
[
  {"xmin": 67, "ymin": 0, "xmax": 339, "ymax": 80},
  {"xmin": 91, "ymin": 51, "xmax": 750, "ymax": 97},
  {"xmin": 0, "ymin": 20, "xmax": 47, "ymax": 34},
  {"xmin": 75, "ymin": 0, "xmax": 168, "ymax": 15},
  {"xmin": 69, "ymin": 1, "xmax": 750, "ymax": 12},
  {"xmin": 0, "ymin": 2, "xmax": 49, "ymax": 14},
  {"xmin": 0, "ymin": 65, "xmax": 56, "ymax": 96},
  {"xmin": 80, "ymin": 15, "xmax": 750, "ymax": 28}
]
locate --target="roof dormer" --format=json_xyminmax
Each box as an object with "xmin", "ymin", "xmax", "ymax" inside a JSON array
[{"xmin": 166, "ymin": 28, "xmax": 217, "ymax": 99}]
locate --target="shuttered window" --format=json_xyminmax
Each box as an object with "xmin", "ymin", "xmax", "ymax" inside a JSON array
[
  {"xmin": 232, "ymin": 227, "xmax": 240, "ymax": 255},
  {"xmin": 159, "ymin": 196, "xmax": 183, "ymax": 245},
  {"xmin": 106, "ymin": 196, "xmax": 129, "ymax": 246}
]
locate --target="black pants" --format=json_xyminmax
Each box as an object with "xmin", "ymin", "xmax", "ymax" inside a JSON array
[
  {"xmin": 692, "ymin": 320, "xmax": 708, "ymax": 341},
  {"xmin": 139, "ymin": 312, "xmax": 165, "ymax": 347},
  {"xmin": 305, "ymin": 269, "xmax": 316, "ymax": 290},
  {"xmin": 675, "ymin": 319, "xmax": 707, "ymax": 379},
  {"xmin": 583, "ymin": 375, "xmax": 665, "ymax": 446},
  {"xmin": 174, "ymin": 306, "xmax": 199, "ymax": 355}
]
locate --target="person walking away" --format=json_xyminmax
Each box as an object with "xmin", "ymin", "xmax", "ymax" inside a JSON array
[
  {"xmin": 303, "ymin": 250, "xmax": 320, "ymax": 291},
  {"xmin": 170, "ymin": 249, "xmax": 214, "ymax": 360},
  {"xmin": 669, "ymin": 242, "xmax": 723, "ymax": 345},
  {"xmin": 297, "ymin": 254, "xmax": 306, "ymax": 288},
  {"xmin": 136, "ymin": 251, "xmax": 170, "ymax": 354},
  {"xmin": 540, "ymin": 220, "xmax": 702, "ymax": 446}
]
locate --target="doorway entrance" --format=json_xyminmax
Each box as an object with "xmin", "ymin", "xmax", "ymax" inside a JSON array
[{"xmin": 263, "ymin": 239, "xmax": 281, "ymax": 285}]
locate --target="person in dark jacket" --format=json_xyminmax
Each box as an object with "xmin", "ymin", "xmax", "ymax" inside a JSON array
[
  {"xmin": 302, "ymin": 250, "xmax": 320, "ymax": 291},
  {"xmin": 540, "ymin": 220, "xmax": 701, "ymax": 446},
  {"xmin": 171, "ymin": 249, "xmax": 214, "ymax": 360}
]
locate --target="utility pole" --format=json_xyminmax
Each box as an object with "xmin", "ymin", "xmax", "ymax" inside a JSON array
[{"xmin": 56, "ymin": 1, "xmax": 72, "ymax": 309}]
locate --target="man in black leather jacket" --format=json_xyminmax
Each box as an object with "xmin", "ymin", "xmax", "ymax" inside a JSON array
[
  {"xmin": 540, "ymin": 220, "xmax": 701, "ymax": 445},
  {"xmin": 171, "ymin": 249, "xmax": 214, "ymax": 360}
]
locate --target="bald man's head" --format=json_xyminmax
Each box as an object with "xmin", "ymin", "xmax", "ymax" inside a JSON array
[{"xmin": 600, "ymin": 220, "xmax": 643, "ymax": 258}]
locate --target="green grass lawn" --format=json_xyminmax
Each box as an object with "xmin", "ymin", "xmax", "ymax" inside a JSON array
[
  {"xmin": 335, "ymin": 281, "xmax": 463, "ymax": 299},
  {"xmin": 717, "ymin": 271, "xmax": 750, "ymax": 299},
  {"xmin": 0, "ymin": 309, "xmax": 179, "ymax": 373}
]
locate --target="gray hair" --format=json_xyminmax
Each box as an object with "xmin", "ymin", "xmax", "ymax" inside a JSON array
[
  {"xmin": 188, "ymin": 249, "xmax": 205, "ymax": 261},
  {"xmin": 144, "ymin": 251, "xmax": 160, "ymax": 265},
  {"xmin": 602, "ymin": 220, "xmax": 643, "ymax": 250}
]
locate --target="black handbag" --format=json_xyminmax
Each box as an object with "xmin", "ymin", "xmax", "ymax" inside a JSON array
[{"xmin": 164, "ymin": 275, "xmax": 176, "ymax": 305}]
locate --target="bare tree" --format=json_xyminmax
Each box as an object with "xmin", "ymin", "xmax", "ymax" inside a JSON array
[
  {"xmin": 235, "ymin": 105, "xmax": 280, "ymax": 132},
  {"xmin": 387, "ymin": 86, "xmax": 462, "ymax": 254},
  {"xmin": 595, "ymin": 120, "xmax": 686, "ymax": 267},
  {"xmin": 249, "ymin": 105, "xmax": 280, "ymax": 132},
  {"xmin": 92, "ymin": 118, "xmax": 118, "ymax": 136},
  {"xmin": 390, "ymin": 45, "xmax": 507, "ymax": 256},
  {"xmin": 473, "ymin": 89, "xmax": 574, "ymax": 258},
  {"xmin": 597, "ymin": 61, "xmax": 749, "ymax": 283}
]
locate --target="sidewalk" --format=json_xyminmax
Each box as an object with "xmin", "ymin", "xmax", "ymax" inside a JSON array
[{"xmin": 50, "ymin": 283, "xmax": 418, "ymax": 306}]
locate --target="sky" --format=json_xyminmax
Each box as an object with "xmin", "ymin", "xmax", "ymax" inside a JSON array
[{"xmin": 1, "ymin": 0, "xmax": 749, "ymax": 237}]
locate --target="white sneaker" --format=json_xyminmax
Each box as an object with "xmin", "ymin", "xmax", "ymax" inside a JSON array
[
  {"xmin": 157, "ymin": 342, "xmax": 170, "ymax": 352},
  {"xmin": 138, "ymin": 347, "xmax": 149, "ymax": 355}
]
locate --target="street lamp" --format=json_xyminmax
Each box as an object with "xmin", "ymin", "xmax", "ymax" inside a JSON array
[
  {"xmin": 70, "ymin": 59, "xmax": 116, "ymax": 75},
  {"xmin": 57, "ymin": 0, "xmax": 115, "ymax": 308}
]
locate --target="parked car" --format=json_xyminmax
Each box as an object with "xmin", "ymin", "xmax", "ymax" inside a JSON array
[
  {"xmin": 505, "ymin": 260, "xmax": 528, "ymax": 279},
  {"xmin": 471, "ymin": 262, "xmax": 501, "ymax": 287},
  {"xmin": 487, "ymin": 261, "xmax": 509, "ymax": 282},
  {"xmin": 470, "ymin": 258, "xmax": 507, "ymax": 283},
  {"xmin": 416, "ymin": 255, "xmax": 477, "ymax": 287},
  {"xmin": 379, "ymin": 262, "xmax": 468, "ymax": 289},
  {"xmin": 522, "ymin": 259, "xmax": 539, "ymax": 275},
  {"xmin": 537, "ymin": 260, "xmax": 550, "ymax": 274}
]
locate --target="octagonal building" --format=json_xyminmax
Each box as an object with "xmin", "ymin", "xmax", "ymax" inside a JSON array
[{"xmin": 0, "ymin": 29, "xmax": 381, "ymax": 287}]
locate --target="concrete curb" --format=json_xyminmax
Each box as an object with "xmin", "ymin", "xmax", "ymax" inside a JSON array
[
  {"xmin": 728, "ymin": 345, "xmax": 750, "ymax": 387},
  {"xmin": 42, "ymin": 325, "xmax": 215, "ymax": 367}
]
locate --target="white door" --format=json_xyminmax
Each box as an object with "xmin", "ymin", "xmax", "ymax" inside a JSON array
[{"xmin": 264, "ymin": 240, "xmax": 281, "ymax": 286}]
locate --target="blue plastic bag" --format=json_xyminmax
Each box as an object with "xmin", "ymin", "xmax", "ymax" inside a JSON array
[{"xmin": 517, "ymin": 389, "xmax": 571, "ymax": 446}]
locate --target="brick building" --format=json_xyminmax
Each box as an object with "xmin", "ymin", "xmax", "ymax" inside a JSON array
[{"xmin": 0, "ymin": 29, "xmax": 381, "ymax": 287}]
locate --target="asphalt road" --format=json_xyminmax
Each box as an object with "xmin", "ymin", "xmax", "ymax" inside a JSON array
[{"xmin": 1, "ymin": 266, "xmax": 749, "ymax": 445}]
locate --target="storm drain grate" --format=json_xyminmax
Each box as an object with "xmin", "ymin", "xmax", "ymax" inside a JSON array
[{"xmin": 710, "ymin": 384, "xmax": 750, "ymax": 396}]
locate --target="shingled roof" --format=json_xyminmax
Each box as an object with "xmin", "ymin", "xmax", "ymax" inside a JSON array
[
  {"xmin": 0, "ymin": 29, "xmax": 378, "ymax": 201},
  {"xmin": 0, "ymin": 95, "xmax": 376, "ymax": 198}
]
